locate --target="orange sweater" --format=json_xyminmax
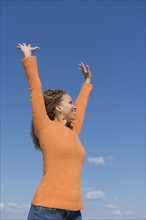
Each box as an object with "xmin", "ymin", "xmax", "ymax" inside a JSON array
[{"xmin": 22, "ymin": 56, "xmax": 92, "ymax": 211}]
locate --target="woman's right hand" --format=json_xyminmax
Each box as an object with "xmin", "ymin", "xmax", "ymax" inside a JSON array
[{"xmin": 16, "ymin": 43, "xmax": 40, "ymax": 57}]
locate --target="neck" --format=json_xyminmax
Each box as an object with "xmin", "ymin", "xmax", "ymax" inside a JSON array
[{"xmin": 54, "ymin": 115, "xmax": 67, "ymax": 126}]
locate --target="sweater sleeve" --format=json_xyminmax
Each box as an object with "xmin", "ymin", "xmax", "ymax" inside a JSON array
[
  {"xmin": 70, "ymin": 82, "xmax": 92, "ymax": 135},
  {"xmin": 22, "ymin": 56, "xmax": 50, "ymax": 137}
]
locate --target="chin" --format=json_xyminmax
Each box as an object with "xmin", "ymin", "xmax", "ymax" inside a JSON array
[
  {"xmin": 68, "ymin": 116, "xmax": 75, "ymax": 121},
  {"xmin": 67, "ymin": 113, "xmax": 76, "ymax": 121}
]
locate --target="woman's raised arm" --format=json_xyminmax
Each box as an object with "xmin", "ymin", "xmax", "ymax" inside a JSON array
[
  {"xmin": 17, "ymin": 43, "xmax": 50, "ymax": 138},
  {"xmin": 70, "ymin": 62, "xmax": 92, "ymax": 135}
]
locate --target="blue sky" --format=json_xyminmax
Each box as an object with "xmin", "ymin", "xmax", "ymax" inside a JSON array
[{"xmin": 1, "ymin": 0, "xmax": 145, "ymax": 219}]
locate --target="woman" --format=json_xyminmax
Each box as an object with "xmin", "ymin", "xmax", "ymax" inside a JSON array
[{"xmin": 17, "ymin": 43, "xmax": 92, "ymax": 220}]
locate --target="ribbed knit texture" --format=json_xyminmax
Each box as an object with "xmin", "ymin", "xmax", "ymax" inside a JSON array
[{"xmin": 22, "ymin": 56, "xmax": 92, "ymax": 211}]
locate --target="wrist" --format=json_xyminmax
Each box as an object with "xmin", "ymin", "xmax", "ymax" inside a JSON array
[
  {"xmin": 85, "ymin": 77, "xmax": 91, "ymax": 84},
  {"xmin": 24, "ymin": 52, "xmax": 32, "ymax": 57}
]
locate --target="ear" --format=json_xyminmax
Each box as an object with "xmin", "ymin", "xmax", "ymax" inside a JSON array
[{"xmin": 55, "ymin": 105, "xmax": 62, "ymax": 113}]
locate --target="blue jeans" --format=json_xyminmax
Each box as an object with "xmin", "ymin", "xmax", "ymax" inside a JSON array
[{"xmin": 27, "ymin": 205, "xmax": 82, "ymax": 220}]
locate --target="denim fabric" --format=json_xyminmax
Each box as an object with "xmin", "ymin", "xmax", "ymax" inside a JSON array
[{"xmin": 27, "ymin": 205, "xmax": 82, "ymax": 220}]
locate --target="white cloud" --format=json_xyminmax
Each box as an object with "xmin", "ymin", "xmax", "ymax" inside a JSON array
[
  {"xmin": 107, "ymin": 204, "xmax": 118, "ymax": 209},
  {"xmin": 8, "ymin": 202, "xmax": 18, "ymax": 207},
  {"xmin": 85, "ymin": 190, "xmax": 106, "ymax": 201},
  {"xmin": 112, "ymin": 209, "xmax": 122, "ymax": 217},
  {"xmin": 87, "ymin": 156, "xmax": 105, "ymax": 165},
  {"xmin": 125, "ymin": 210, "xmax": 134, "ymax": 215},
  {"xmin": 0, "ymin": 202, "xmax": 29, "ymax": 214},
  {"xmin": 87, "ymin": 155, "xmax": 115, "ymax": 166}
]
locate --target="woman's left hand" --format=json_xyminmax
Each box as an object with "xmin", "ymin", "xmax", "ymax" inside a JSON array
[{"xmin": 79, "ymin": 62, "xmax": 91, "ymax": 83}]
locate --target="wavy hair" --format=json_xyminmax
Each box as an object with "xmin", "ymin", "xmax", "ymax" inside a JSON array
[{"xmin": 31, "ymin": 89, "xmax": 66, "ymax": 150}]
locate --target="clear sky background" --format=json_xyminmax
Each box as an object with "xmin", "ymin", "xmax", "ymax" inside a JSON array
[{"xmin": 1, "ymin": 0, "xmax": 145, "ymax": 219}]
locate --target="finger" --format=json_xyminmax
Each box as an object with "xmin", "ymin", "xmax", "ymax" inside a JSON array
[
  {"xmin": 79, "ymin": 62, "xmax": 84, "ymax": 66},
  {"xmin": 16, "ymin": 43, "xmax": 23, "ymax": 49},
  {"xmin": 23, "ymin": 42, "xmax": 26, "ymax": 46},
  {"xmin": 16, "ymin": 43, "xmax": 22, "ymax": 47},
  {"xmin": 16, "ymin": 44, "xmax": 21, "ymax": 48},
  {"xmin": 79, "ymin": 66, "xmax": 84, "ymax": 72},
  {"xmin": 31, "ymin": 46, "xmax": 40, "ymax": 52},
  {"xmin": 81, "ymin": 62, "xmax": 86, "ymax": 69},
  {"xmin": 34, "ymin": 46, "xmax": 40, "ymax": 50},
  {"xmin": 79, "ymin": 63, "xmax": 85, "ymax": 69},
  {"xmin": 86, "ymin": 64, "xmax": 90, "ymax": 71},
  {"xmin": 28, "ymin": 44, "xmax": 31, "ymax": 47}
]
